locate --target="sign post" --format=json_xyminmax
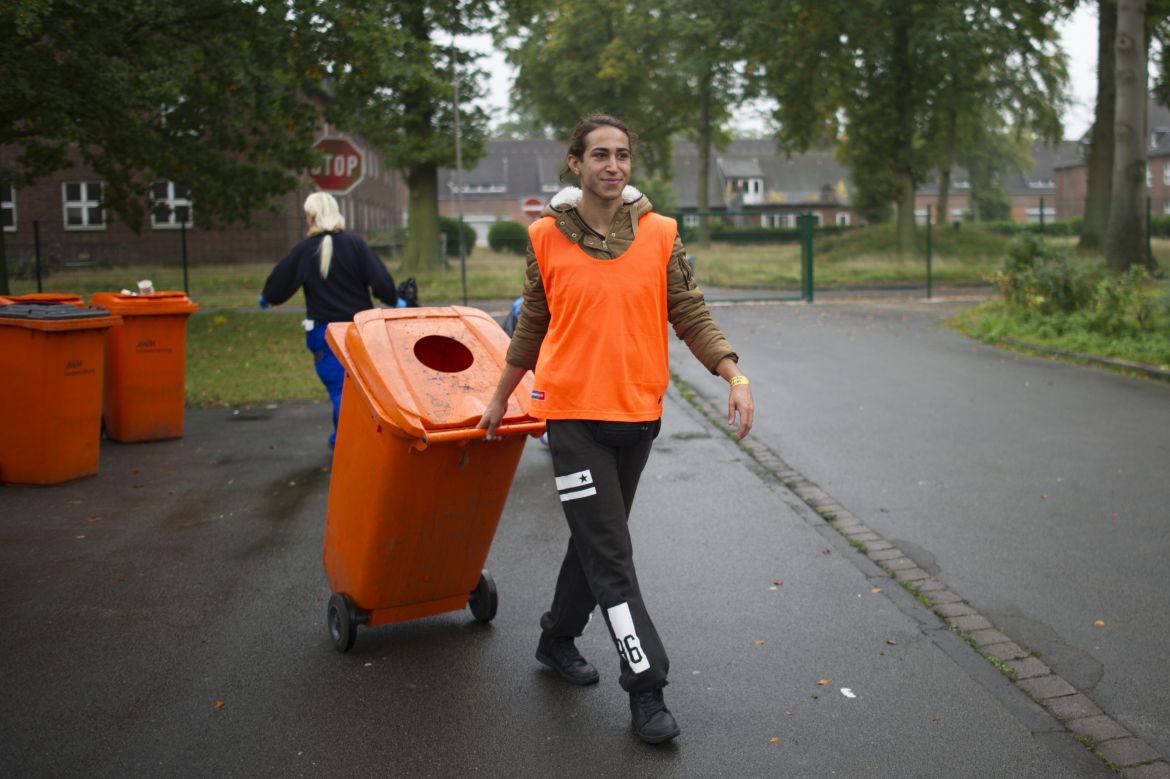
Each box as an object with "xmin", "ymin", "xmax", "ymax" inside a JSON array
[{"xmin": 309, "ymin": 137, "xmax": 366, "ymax": 195}]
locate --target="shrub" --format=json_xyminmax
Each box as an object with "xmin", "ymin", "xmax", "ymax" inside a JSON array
[
  {"xmin": 990, "ymin": 234, "xmax": 1159, "ymax": 336},
  {"xmin": 488, "ymin": 220, "xmax": 528, "ymax": 254},
  {"xmin": 438, "ymin": 217, "xmax": 476, "ymax": 257}
]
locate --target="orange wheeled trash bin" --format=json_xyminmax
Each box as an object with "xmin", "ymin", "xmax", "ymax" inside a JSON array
[
  {"xmin": 89, "ymin": 291, "xmax": 199, "ymax": 442},
  {"xmin": 322, "ymin": 306, "xmax": 544, "ymax": 652},
  {"xmin": 0, "ymin": 293, "xmax": 85, "ymax": 307},
  {"xmin": 0, "ymin": 303, "xmax": 121, "ymax": 485}
]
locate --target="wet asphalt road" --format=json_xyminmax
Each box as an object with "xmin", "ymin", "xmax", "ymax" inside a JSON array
[
  {"xmin": 0, "ymin": 295, "xmax": 1155, "ymax": 777},
  {"xmin": 671, "ymin": 296, "xmax": 1170, "ymax": 761}
]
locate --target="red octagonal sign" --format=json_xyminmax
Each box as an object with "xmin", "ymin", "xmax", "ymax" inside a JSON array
[{"xmin": 309, "ymin": 137, "xmax": 366, "ymax": 195}]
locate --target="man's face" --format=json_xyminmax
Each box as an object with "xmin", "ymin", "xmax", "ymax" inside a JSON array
[{"xmin": 570, "ymin": 126, "xmax": 631, "ymax": 204}]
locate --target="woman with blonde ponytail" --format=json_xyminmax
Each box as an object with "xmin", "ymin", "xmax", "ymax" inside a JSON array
[{"xmin": 261, "ymin": 191, "xmax": 400, "ymax": 448}]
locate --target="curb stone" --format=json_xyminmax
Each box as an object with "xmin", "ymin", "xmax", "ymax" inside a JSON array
[{"xmin": 671, "ymin": 372, "xmax": 1170, "ymax": 779}]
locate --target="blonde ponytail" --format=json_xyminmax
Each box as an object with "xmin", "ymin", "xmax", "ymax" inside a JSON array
[
  {"xmin": 303, "ymin": 192, "xmax": 346, "ymax": 279},
  {"xmin": 318, "ymin": 234, "xmax": 334, "ymax": 279}
]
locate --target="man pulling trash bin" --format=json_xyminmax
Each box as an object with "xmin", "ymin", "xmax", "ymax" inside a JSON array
[{"xmin": 477, "ymin": 114, "xmax": 754, "ymax": 745}]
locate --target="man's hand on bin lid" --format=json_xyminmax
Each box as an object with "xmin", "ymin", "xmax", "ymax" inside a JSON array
[{"xmin": 258, "ymin": 294, "xmax": 270, "ymax": 310}]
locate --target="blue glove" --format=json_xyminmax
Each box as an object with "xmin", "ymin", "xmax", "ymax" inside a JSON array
[
  {"xmin": 394, "ymin": 296, "xmax": 407, "ymax": 308},
  {"xmin": 258, "ymin": 294, "xmax": 270, "ymax": 310}
]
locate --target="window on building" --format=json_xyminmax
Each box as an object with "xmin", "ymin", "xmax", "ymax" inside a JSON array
[
  {"xmin": 1146, "ymin": 166, "xmax": 1152, "ymax": 188},
  {"xmin": 1, "ymin": 184, "xmax": 14, "ymax": 232},
  {"xmin": 1163, "ymin": 200, "xmax": 1170, "ymax": 216},
  {"xmin": 151, "ymin": 181, "xmax": 193, "ymax": 228},
  {"xmin": 835, "ymin": 212, "xmax": 850, "ymax": 226},
  {"xmin": 62, "ymin": 181, "xmax": 106, "ymax": 230},
  {"xmin": 1163, "ymin": 163, "xmax": 1170, "ymax": 186},
  {"xmin": 1024, "ymin": 206, "xmax": 1057, "ymax": 223},
  {"xmin": 762, "ymin": 213, "xmax": 789, "ymax": 228},
  {"xmin": 683, "ymin": 214, "xmax": 700, "ymax": 228}
]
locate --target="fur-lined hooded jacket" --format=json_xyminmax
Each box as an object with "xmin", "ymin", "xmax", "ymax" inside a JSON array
[{"xmin": 505, "ymin": 185, "xmax": 738, "ymax": 374}]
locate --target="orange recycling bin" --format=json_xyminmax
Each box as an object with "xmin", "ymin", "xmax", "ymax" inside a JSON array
[
  {"xmin": 0, "ymin": 293, "xmax": 85, "ymax": 307},
  {"xmin": 322, "ymin": 305, "xmax": 544, "ymax": 652},
  {"xmin": 0, "ymin": 303, "xmax": 122, "ymax": 485},
  {"xmin": 89, "ymin": 292, "xmax": 199, "ymax": 442}
]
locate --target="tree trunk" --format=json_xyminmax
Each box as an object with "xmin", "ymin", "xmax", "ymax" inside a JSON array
[
  {"xmin": 402, "ymin": 163, "xmax": 443, "ymax": 271},
  {"xmin": 697, "ymin": 74, "xmax": 712, "ymax": 247},
  {"xmin": 1105, "ymin": 0, "xmax": 1147, "ymax": 272},
  {"xmin": 896, "ymin": 174, "xmax": 917, "ymax": 256},
  {"xmin": 937, "ymin": 111, "xmax": 957, "ymax": 225},
  {"xmin": 1081, "ymin": 0, "xmax": 1117, "ymax": 251},
  {"xmin": 891, "ymin": 0, "xmax": 916, "ymax": 256}
]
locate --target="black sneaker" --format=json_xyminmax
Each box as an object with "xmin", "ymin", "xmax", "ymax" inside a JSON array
[
  {"xmin": 535, "ymin": 635, "xmax": 600, "ymax": 686},
  {"xmin": 629, "ymin": 685, "xmax": 680, "ymax": 744}
]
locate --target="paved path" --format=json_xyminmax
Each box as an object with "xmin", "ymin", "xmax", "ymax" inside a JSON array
[
  {"xmin": 0, "ymin": 375, "xmax": 1111, "ymax": 776},
  {"xmin": 671, "ymin": 296, "xmax": 1170, "ymax": 774}
]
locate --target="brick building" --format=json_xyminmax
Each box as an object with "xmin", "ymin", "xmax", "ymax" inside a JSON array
[{"xmin": 0, "ymin": 131, "xmax": 405, "ymax": 273}]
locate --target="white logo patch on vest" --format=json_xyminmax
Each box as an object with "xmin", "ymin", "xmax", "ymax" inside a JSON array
[
  {"xmin": 607, "ymin": 602, "xmax": 650, "ymax": 673},
  {"xmin": 555, "ymin": 469, "xmax": 596, "ymax": 502}
]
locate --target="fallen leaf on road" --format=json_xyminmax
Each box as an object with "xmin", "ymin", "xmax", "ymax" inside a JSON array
[
  {"xmin": 772, "ymin": 579, "xmax": 783, "ymax": 586},
  {"xmin": 1040, "ymin": 493, "xmax": 1048, "ymax": 500},
  {"xmin": 753, "ymin": 640, "xmax": 766, "ymax": 646},
  {"xmin": 784, "ymin": 709, "xmax": 792, "ymax": 716},
  {"xmin": 822, "ymin": 548, "xmax": 832, "ymax": 555},
  {"xmin": 841, "ymin": 688, "xmax": 857, "ymax": 699},
  {"xmin": 212, "ymin": 700, "xmax": 225, "ymax": 709},
  {"xmin": 817, "ymin": 678, "xmax": 831, "ymax": 686},
  {"xmin": 769, "ymin": 736, "xmax": 780, "ymax": 745},
  {"xmin": 1093, "ymin": 620, "xmax": 1105, "ymax": 627},
  {"xmin": 871, "ymin": 587, "xmax": 882, "ymax": 593},
  {"xmin": 86, "ymin": 516, "xmax": 103, "ymax": 524},
  {"xmin": 886, "ymin": 639, "xmax": 897, "ymax": 646},
  {"xmin": 74, "ymin": 534, "xmax": 86, "ymax": 540}
]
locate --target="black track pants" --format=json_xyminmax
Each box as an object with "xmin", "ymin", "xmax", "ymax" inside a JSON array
[{"xmin": 540, "ymin": 418, "xmax": 667, "ymax": 692}]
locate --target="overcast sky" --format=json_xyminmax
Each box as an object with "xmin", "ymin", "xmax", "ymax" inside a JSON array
[{"xmin": 472, "ymin": 6, "xmax": 1103, "ymax": 141}]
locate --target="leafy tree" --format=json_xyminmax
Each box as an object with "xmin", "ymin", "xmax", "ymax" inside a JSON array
[
  {"xmin": 1080, "ymin": 0, "xmax": 1118, "ymax": 250},
  {"xmin": 752, "ymin": 0, "xmax": 1068, "ymax": 255},
  {"xmin": 670, "ymin": 0, "xmax": 750, "ymax": 245},
  {"xmin": 300, "ymin": 1, "xmax": 491, "ymax": 272},
  {"xmin": 0, "ymin": 0, "xmax": 488, "ymax": 283},
  {"xmin": 1, "ymin": 1, "xmax": 321, "ymax": 232},
  {"xmin": 1105, "ymin": 0, "xmax": 1150, "ymax": 271},
  {"xmin": 501, "ymin": 0, "xmax": 688, "ymax": 178}
]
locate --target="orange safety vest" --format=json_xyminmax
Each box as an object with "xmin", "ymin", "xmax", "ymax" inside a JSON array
[{"xmin": 528, "ymin": 211, "xmax": 676, "ymax": 422}]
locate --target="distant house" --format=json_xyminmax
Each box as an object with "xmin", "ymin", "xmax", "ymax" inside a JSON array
[
  {"xmin": 1053, "ymin": 100, "xmax": 1170, "ymax": 220},
  {"xmin": 438, "ymin": 138, "xmax": 857, "ymax": 234},
  {"xmin": 914, "ymin": 141, "xmax": 1079, "ymax": 225},
  {"xmin": 0, "ymin": 130, "xmax": 405, "ymax": 271}
]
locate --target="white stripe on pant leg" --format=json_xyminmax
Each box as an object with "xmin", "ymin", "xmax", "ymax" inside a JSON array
[
  {"xmin": 559, "ymin": 487, "xmax": 597, "ymax": 502},
  {"xmin": 607, "ymin": 602, "xmax": 650, "ymax": 673},
  {"xmin": 555, "ymin": 469, "xmax": 594, "ymax": 491}
]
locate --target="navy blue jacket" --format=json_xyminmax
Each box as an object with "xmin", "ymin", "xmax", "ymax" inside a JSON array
[{"xmin": 262, "ymin": 231, "xmax": 397, "ymax": 323}]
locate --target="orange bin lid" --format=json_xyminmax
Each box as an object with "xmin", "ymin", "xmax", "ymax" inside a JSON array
[
  {"xmin": 0, "ymin": 293, "xmax": 85, "ymax": 307},
  {"xmin": 327, "ymin": 306, "xmax": 535, "ymax": 438},
  {"xmin": 0, "ymin": 303, "xmax": 121, "ymax": 331},
  {"xmin": 88, "ymin": 291, "xmax": 199, "ymax": 316}
]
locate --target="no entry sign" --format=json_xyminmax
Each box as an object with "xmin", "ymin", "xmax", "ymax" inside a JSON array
[
  {"xmin": 309, "ymin": 137, "xmax": 366, "ymax": 195},
  {"xmin": 521, "ymin": 196, "xmax": 543, "ymax": 218}
]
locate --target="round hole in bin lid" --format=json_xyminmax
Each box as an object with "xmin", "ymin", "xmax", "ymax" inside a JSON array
[{"xmin": 413, "ymin": 335, "xmax": 474, "ymax": 373}]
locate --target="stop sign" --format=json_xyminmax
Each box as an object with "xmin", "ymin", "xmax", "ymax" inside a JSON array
[
  {"xmin": 521, "ymin": 196, "xmax": 543, "ymax": 219},
  {"xmin": 309, "ymin": 137, "xmax": 366, "ymax": 195}
]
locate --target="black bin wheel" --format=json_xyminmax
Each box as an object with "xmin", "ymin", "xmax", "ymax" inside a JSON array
[
  {"xmin": 468, "ymin": 570, "xmax": 498, "ymax": 623},
  {"xmin": 327, "ymin": 593, "xmax": 359, "ymax": 652}
]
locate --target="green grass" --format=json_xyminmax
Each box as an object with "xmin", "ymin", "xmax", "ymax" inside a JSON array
[
  {"xmin": 952, "ymin": 299, "xmax": 1170, "ymax": 369},
  {"xmin": 185, "ymin": 310, "xmax": 324, "ymax": 406},
  {"xmin": 687, "ymin": 222, "xmax": 1019, "ymax": 288},
  {"xmin": 12, "ymin": 223, "xmax": 1166, "ymax": 406},
  {"xmin": 8, "ymin": 253, "xmax": 527, "ymax": 309}
]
